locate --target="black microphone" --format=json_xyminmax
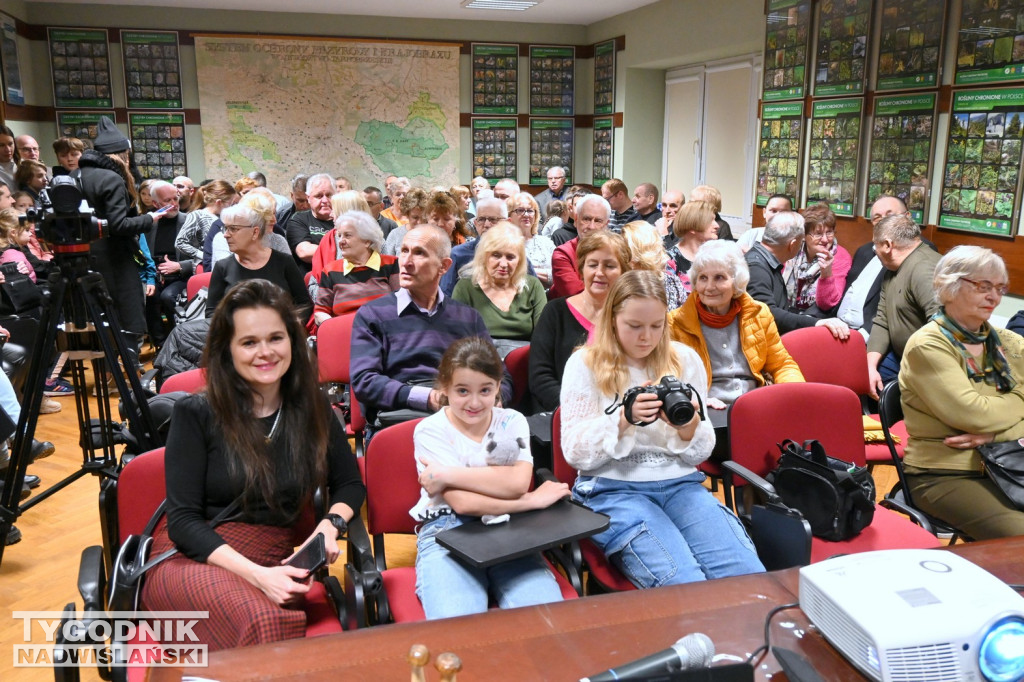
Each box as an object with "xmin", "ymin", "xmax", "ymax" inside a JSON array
[{"xmin": 580, "ymin": 633, "xmax": 715, "ymax": 682}]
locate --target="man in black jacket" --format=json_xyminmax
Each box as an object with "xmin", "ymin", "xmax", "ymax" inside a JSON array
[
  {"xmin": 77, "ymin": 117, "xmax": 161, "ymax": 368},
  {"xmin": 141, "ymin": 181, "xmax": 188, "ymax": 347}
]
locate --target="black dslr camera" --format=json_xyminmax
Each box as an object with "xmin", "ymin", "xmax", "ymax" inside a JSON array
[
  {"xmin": 22, "ymin": 176, "xmax": 106, "ymax": 253},
  {"xmin": 621, "ymin": 375, "xmax": 705, "ymax": 427}
]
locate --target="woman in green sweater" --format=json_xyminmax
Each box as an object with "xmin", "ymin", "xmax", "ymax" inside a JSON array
[
  {"xmin": 900, "ymin": 245, "xmax": 1024, "ymax": 539},
  {"xmin": 453, "ymin": 222, "xmax": 546, "ymax": 358}
]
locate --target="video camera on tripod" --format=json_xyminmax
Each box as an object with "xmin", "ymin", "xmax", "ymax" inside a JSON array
[{"xmin": 20, "ymin": 175, "xmax": 107, "ymax": 254}]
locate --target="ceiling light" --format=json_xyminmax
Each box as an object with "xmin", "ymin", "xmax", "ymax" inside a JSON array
[{"xmin": 462, "ymin": 0, "xmax": 540, "ymax": 10}]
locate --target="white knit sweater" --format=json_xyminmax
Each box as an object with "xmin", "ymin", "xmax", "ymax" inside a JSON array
[{"xmin": 559, "ymin": 342, "xmax": 715, "ymax": 481}]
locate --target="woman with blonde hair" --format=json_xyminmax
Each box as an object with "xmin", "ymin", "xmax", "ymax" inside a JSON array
[
  {"xmin": 560, "ymin": 270, "xmax": 764, "ymax": 588},
  {"xmin": 449, "ymin": 184, "xmax": 474, "ymax": 223},
  {"xmin": 179, "ymin": 180, "xmax": 238, "ymax": 269},
  {"xmin": 668, "ymin": 200, "xmax": 719, "ymax": 293},
  {"xmin": 690, "ymin": 184, "xmax": 733, "ymax": 241},
  {"xmin": 529, "ymin": 230, "xmax": 630, "ymax": 413},
  {"xmin": 507, "ymin": 192, "xmax": 555, "ymax": 287},
  {"xmin": 622, "ymin": 220, "xmax": 685, "ymax": 309},
  {"xmin": 453, "ymin": 222, "xmax": 546, "ymax": 357}
]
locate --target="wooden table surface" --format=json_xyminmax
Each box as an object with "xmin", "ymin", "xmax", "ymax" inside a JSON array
[{"xmin": 152, "ymin": 536, "xmax": 1024, "ymax": 681}]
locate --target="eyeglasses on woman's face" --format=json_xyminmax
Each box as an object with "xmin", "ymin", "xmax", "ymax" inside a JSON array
[
  {"xmin": 960, "ymin": 277, "xmax": 1009, "ymax": 296},
  {"xmin": 510, "ymin": 208, "xmax": 536, "ymax": 217}
]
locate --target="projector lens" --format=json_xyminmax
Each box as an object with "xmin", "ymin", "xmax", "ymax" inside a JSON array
[{"xmin": 979, "ymin": 617, "xmax": 1024, "ymax": 682}]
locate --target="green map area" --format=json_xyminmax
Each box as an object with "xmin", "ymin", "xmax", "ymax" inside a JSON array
[
  {"xmin": 226, "ymin": 102, "xmax": 282, "ymax": 173},
  {"xmin": 355, "ymin": 94, "xmax": 449, "ymax": 175}
]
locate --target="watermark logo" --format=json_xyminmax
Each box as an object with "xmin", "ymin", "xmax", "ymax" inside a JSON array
[{"xmin": 13, "ymin": 611, "xmax": 209, "ymax": 668}]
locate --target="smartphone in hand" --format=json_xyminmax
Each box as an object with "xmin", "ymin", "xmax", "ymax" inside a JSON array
[{"xmin": 285, "ymin": 534, "xmax": 327, "ymax": 581}]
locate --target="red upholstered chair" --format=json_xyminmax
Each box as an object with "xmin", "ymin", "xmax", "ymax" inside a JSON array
[
  {"xmin": 353, "ymin": 419, "xmax": 578, "ymax": 625},
  {"xmin": 158, "ymin": 368, "xmax": 206, "ymax": 394},
  {"xmin": 504, "ymin": 344, "xmax": 531, "ymax": 410},
  {"xmin": 316, "ymin": 314, "xmax": 366, "ymax": 456},
  {"xmin": 551, "ymin": 408, "xmax": 637, "ymax": 593},
  {"xmin": 724, "ymin": 383, "xmax": 941, "ymax": 564},
  {"xmin": 70, "ymin": 449, "xmax": 349, "ymax": 682},
  {"xmin": 186, "ymin": 271, "xmax": 213, "ymax": 301},
  {"xmin": 781, "ymin": 326, "xmax": 909, "ymax": 466}
]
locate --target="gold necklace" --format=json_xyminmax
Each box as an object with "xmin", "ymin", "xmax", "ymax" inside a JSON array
[{"xmin": 265, "ymin": 406, "xmax": 283, "ymax": 445}]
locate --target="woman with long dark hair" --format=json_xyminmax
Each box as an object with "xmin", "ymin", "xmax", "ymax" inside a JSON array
[{"xmin": 143, "ymin": 279, "xmax": 364, "ymax": 650}]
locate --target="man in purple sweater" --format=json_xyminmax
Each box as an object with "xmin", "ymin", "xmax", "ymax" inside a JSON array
[{"xmin": 350, "ymin": 225, "xmax": 512, "ymax": 438}]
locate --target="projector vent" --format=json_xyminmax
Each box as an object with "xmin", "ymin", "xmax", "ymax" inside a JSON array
[
  {"xmin": 885, "ymin": 643, "xmax": 961, "ymax": 682},
  {"xmin": 802, "ymin": 582, "xmax": 880, "ymax": 680}
]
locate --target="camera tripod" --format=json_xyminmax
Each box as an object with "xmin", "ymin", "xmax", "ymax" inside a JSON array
[{"xmin": 0, "ymin": 252, "xmax": 163, "ymax": 567}]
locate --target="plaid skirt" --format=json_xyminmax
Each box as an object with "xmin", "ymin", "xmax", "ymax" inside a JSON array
[{"xmin": 142, "ymin": 520, "xmax": 307, "ymax": 651}]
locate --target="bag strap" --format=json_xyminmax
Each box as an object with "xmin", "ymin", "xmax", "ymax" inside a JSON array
[
  {"xmin": 803, "ymin": 440, "xmax": 830, "ymax": 467},
  {"xmin": 129, "ymin": 497, "xmax": 243, "ymax": 579}
]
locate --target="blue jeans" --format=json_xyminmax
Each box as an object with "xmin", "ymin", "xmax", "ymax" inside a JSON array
[
  {"xmin": 415, "ymin": 513, "xmax": 564, "ymax": 620},
  {"xmin": 573, "ymin": 472, "xmax": 765, "ymax": 588}
]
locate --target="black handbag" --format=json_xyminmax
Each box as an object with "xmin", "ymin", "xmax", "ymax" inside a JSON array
[
  {"xmin": 108, "ymin": 498, "xmax": 240, "ymax": 614},
  {"xmin": 0, "ymin": 262, "xmax": 42, "ymax": 316},
  {"xmin": 978, "ymin": 439, "xmax": 1024, "ymax": 510},
  {"xmin": 767, "ymin": 439, "xmax": 875, "ymax": 541}
]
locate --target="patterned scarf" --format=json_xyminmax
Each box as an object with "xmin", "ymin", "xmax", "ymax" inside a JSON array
[
  {"xmin": 932, "ymin": 307, "xmax": 1015, "ymax": 393},
  {"xmin": 785, "ymin": 240, "xmax": 837, "ymax": 311},
  {"xmin": 696, "ymin": 296, "xmax": 742, "ymax": 328}
]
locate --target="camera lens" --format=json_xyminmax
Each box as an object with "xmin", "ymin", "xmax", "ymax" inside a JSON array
[{"xmin": 661, "ymin": 392, "xmax": 695, "ymax": 425}]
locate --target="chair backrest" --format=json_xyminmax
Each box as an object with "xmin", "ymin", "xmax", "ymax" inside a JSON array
[
  {"xmin": 159, "ymin": 368, "xmax": 206, "ymax": 394},
  {"xmin": 504, "ymin": 344, "xmax": 531, "ymax": 409},
  {"xmin": 781, "ymin": 326, "xmax": 872, "ymax": 396},
  {"xmin": 728, "ymin": 383, "xmax": 866, "ymax": 484},
  {"xmin": 187, "ymin": 272, "xmax": 213, "ymax": 300},
  {"xmin": 364, "ymin": 419, "xmax": 423, "ymax": 536},
  {"xmin": 878, "ymin": 381, "xmax": 912, "ymax": 501},
  {"xmin": 117, "ymin": 448, "xmax": 167, "ymax": 541},
  {"xmin": 550, "ymin": 408, "xmax": 577, "ymax": 485},
  {"xmin": 317, "ymin": 314, "xmax": 356, "ymax": 384}
]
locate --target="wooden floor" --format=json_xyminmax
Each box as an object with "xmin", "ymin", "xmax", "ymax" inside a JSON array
[{"xmin": 0, "ymin": 358, "xmax": 904, "ymax": 682}]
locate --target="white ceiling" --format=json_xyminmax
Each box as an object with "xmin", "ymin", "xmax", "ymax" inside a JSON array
[{"xmin": 24, "ymin": 0, "xmax": 662, "ymax": 25}]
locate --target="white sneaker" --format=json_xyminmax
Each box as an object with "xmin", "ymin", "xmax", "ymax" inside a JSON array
[{"xmin": 40, "ymin": 398, "xmax": 62, "ymax": 414}]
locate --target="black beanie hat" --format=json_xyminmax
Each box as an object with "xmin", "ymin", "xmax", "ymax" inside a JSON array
[{"xmin": 93, "ymin": 116, "xmax": 130, "ymax": 154}]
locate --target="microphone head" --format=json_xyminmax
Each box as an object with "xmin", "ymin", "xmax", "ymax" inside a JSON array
[{"xmin": 672, "ymin": 633, "xmax": 715, "ymax": 669}]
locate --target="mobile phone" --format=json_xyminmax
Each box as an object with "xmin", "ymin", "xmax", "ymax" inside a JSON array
[
  {"xmin": 285, "ymin": 534, "xmax": 327, "ymax": 579},
  {"xmin": 154, "ymin": 204, "xmax": 173, "ymax": 215}
]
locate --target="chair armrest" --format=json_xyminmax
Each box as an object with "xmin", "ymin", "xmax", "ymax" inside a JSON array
[
  {"xmin": 878, "ymin": 497, "xmax": 937, "ymax": 535},
  {"xmin": 535, "ymin": 468, "xmax": 556, "ymax": 485},
  {"xmin": 721, "ymin": 461, "xmax": 782, "ymax": 503},
  {"xmin": 77, "ymin": 545, "xmax": 106, "ymax": 614},
  {"xmin": 343, "ymin": 516, "xmax": 386, "ymax": 625}
]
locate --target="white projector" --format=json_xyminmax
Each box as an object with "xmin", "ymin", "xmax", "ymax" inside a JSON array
[{"xmin": 799, "ymin": 549, "xmax": 1024, "ymax": 682}]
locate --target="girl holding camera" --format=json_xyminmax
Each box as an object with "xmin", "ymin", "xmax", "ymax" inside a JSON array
[{"xmin": 560, "ymin": 270, "xmax": 764, "ymax": 588}]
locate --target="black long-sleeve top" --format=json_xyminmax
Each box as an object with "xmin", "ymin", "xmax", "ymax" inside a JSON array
[{"xmin": 165, "ymin": 393, "xmax": 365, "ymax": 562}]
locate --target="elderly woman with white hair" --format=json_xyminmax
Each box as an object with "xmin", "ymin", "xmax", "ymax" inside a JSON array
[
  {"xmin": 669, "ymin": 240, "xmax": 803, "ymax": 459},
  {"xmin": 207, "ymin": 188, "xmax": 291, "ymax": 269},
  {"xmin": 899, "ymin": 245, "xmax": 1024, "ymax": 539},
  {"xmin": 452, "ymin": 222, "xmax": 547, "ymax": 357},
  {"xmin": 205, "ymin": 204, "xmax": 311, "ymax": 318},
  {"xmin": 312, "ymin": 210, "xmax": 399, "ymax": 326}
]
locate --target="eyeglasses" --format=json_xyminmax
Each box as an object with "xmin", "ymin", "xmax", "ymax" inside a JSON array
[
  {"xmin": 960, "ymin": 277, "xmax": 1009, "ymax": 296},
  {"xmin": 476, "ymin": 215, "xmax": 502, "ymax": 224},
  {"xmin": 511, "ymin": 208, "xmax": 536, "ymax": 216},
  {"xmin": 809, "ymin": 229, "xmax": 835, "ymax": 240},
  {"xmin": 222, "ymin": 223, "xmax": 255, "ymax": 234},
  {"xmin": 548, "ymin": 176, "xmax": 565, "ymax": 182}
]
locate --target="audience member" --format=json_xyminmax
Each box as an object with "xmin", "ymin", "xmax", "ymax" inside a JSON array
[
  {"xmin": 535, "ymin": 166, "xmax": 567, "ymax": 220},
  {"xmin": 622, "ymin": 220, "xmax": 684, "ymax": 309},
  {"xmin": 286, "ymin": 174, "xmax": 335, "ymax": 274},
  {"xmin": 550, "ymin": 186, "xmax": 590, "ymax": 246},
  {"xmin": 507, "ymin": 192, "xmax": 554, "ymax": 288},
  {"xmin": 143, "ymin": 279, "xmax": 364, "ymax": 651},
  {"xmin": 179, "ymin": 180, "xmax": 238, "ymax": 276},
  {"xmin": 469, "ymin": 176, "xmax": 489, "ymax": 214},
  {"xmin": 560, "ymin": 270, "xmax": 765, "ymax": 588},
  {"xmin": 745, "ymin": 211, "xmax": 850, "ymax": 338},
  {"xmin": 14, "ymin": 135, "xmax": 41, "ymax": 164},
  {"xmin": 785, "ymin": 202, "xmax": 851, "ymax": 318},
  {"xmin": 13, "ymin": 160, "xmax": 46, "ymax": 204},
  {"xmin": 206, "ymin": 205, "xmax": 310, "ymax": 319},
  {"xmin": 632, "ymin": 183, "xmax": 662, "ymax": 225},
  {"xmin": 172, "ymin": 176, "xmax": 195, "ymax": 212},
  {"xmin": 667, "ymin": 200, "xmax": 719, "ymax": 293},
  {"xmin": 209, "ymin": 188, "xmax": 291, "ymax": 270},
  {"xmin": 412, "ymin": 336, "xmax": 570, "ymax": 620},
  {"xmin": 656, "ymin": 189, "xmax": 684, "ymax": 249},
  {"xmin": 246, "ymin": 170, "xmax": 290, "ymax": 212},
  {"xmin": 51, "ymin": 136, "xmax": 84, "ymax": 176},
  {"xmin": 550, "ymin": 194, "xmax": 612, "ymax": 298},
  {"xmin": 449, "ymin": 184, "xmax": 474, "ymax": 223},
  {"xmin": 426, "ymin": 190, "xmax": 470, "ymax": 248},
  {"xmin": 363, "ymin": 185, "xmax": 398, "ymax": 239},
  {"xmin": 866, "ymin": 212, "xmax": 941, "ymax": 398},
  {"xmin": 142, "ymin": 181, "xmax": 189, "ymax": 346},
  {"xmin": 312, "ymin": 210, "xmax": 398, "ymax": 326},
  {"xmin": 275, "ymin": 173, "xmax": 310, "ymax": 231},
  {"xmin": 738, "ymin": 193, "xmax": 791, "ymax": 251},
  {"xmin": 601, "ymin": 179, "xmax": 639, "ymax": 233},
  {"xmin": 440, "ymin": 196, "xmax": 510, "ymax": 297},
  {"xmin": 690, "ymin": 185, "xmax": 734, "ymax": 241},
  {"xmin": 351, "ymin": 225, "xmax": 511, "ymax": 437},
  {"xmin": 493, "ymin": 178, "xmax": 520, "ymax": 201},
  {"xmin": 530, "ymin": 231, "xmax": 630, "ymax": 413},
  {"xmin": 540, "ymin": 199, "xmax": 567, "ymax": 238},
  {"xmin": 381, "ymin": 188, "xmax": 429, "ymax": 256},
  {"xmin": 380, "ymin": 176, "xmax": 411, "ymax": 224},
  {"xmin": 453, "ymin": 223, "xmax": 546, "ymax": 357},
  {"xmin": 0, "ymin": 126, "xmax": 15, "ymax": 188},
  {"xmin": 669, "ymin": 240, "xmax": 803, "ymax": 459},
  {"xmin": 900, "ymin": 246, "xmax": 1024, "ymax": 539}
]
